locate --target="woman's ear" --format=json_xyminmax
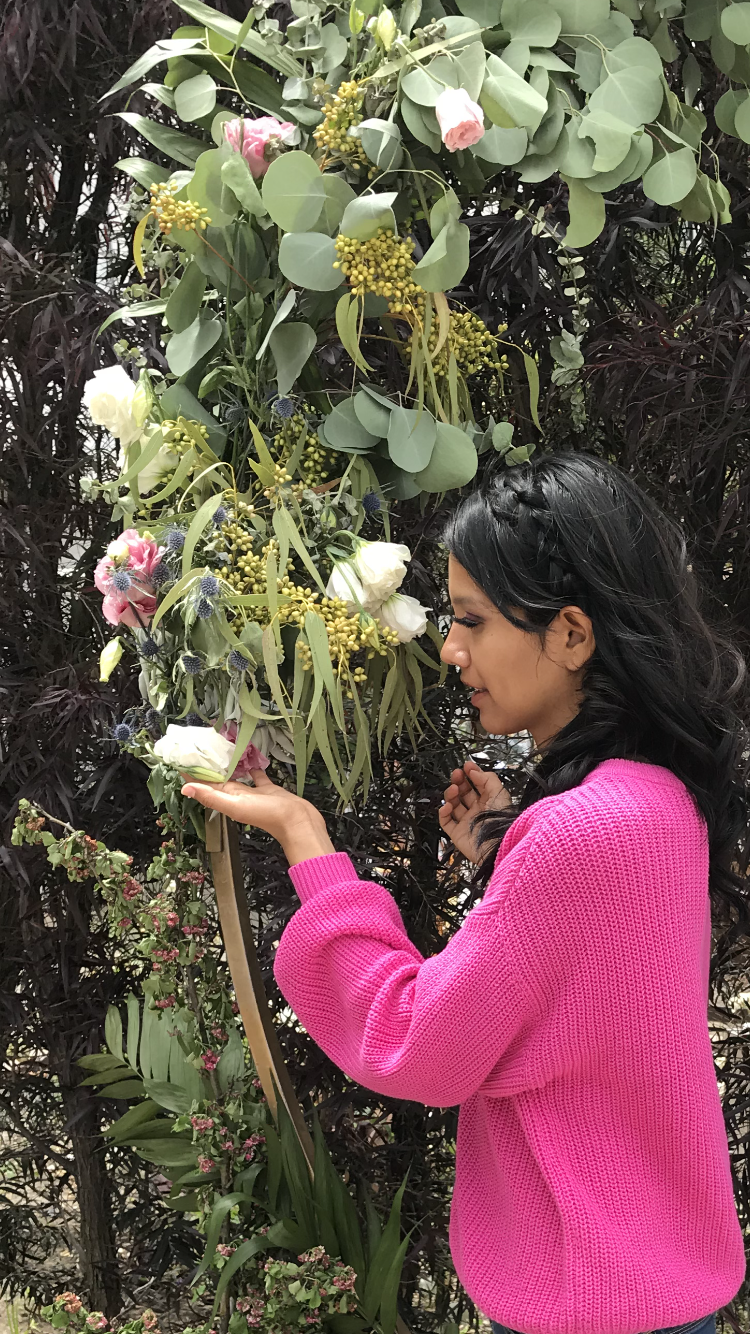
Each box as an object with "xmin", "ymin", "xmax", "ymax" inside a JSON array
[{"xmin": 560, "ymin": 606, "xmax": 595, "ymax": 670}]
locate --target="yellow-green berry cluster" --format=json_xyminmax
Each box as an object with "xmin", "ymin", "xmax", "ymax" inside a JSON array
[
  {"xmin": 313, "ymin": 80, "xmax": 368, "ymax": 165},
  {"xmin": 278, "ymin": 582, "xmax": 399, "ymax": 678},
  {"xmin": 413, "ymin": 309, "xmax": 510, "ymax": 378},
  {"xmin": 333, "ymin": 230, "xmax": 424, "ymax": 313},
  {"xmin": 273, "ymin": 414, "xmax": 339, "ymax": 487},
  {"xmin": 161, "ymin": 418, "xmax": 210, "ymax": 453},
  {"xmin": 149, "ymin": 181, "xmax": 210, "ymax": 234}
]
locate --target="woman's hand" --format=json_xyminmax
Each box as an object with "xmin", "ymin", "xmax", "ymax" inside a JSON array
[
  {"xmin": 439, "ymin": 759, "xmax": 511, "ymax": 864},
  {"xmin": 181, "ymin": 769, "xmax": 336, "ymax": 867}
]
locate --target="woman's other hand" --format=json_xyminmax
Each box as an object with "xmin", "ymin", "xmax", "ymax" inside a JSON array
[
  {"xmin": 181, "ymin": 769, "xmax": 335, "ymax": 867},
  {"xmin": 439, "ymin": 759, "xmax": 511, "ymax": 863}
]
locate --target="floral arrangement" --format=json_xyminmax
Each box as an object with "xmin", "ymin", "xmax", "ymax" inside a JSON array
[
  {"xmin": 85, "ymin": 0, "xmax": 733, "ymax": 808},
  {"xmin": 14, "ymin": 800, "xmax": 411, "ymax": 1334}
]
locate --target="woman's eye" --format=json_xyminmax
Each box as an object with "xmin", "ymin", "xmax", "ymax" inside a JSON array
[{"xmin": 453, "ymin": 617, "xmax": 481, "ymax": 629}]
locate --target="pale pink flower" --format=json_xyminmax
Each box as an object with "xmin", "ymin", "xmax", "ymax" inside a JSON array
[
  {"xmin": 198, "ymin": 1155, "xmax": 215, "ymax": 1173},
  {"xmin": 219, "ymin": 720, "xmax": 270, "ymax": 778},
  {"xmin": 434, "ymin": 87, "xmax": 485, "ymax": 152},
  {"xmin": 94, "ymin": 528, "xmax": 165, "ymax": 628},
  {"xmin": 223, "ymin": 116, "xmax": 296, "ymax": 179}
]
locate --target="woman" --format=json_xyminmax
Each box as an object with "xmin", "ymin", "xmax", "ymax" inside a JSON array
[{"xmin": 181, "ymin": 453, "xmax": 749, "ymax": 1334}]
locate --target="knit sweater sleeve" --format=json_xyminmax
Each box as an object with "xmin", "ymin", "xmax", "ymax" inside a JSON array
[{"xmin": 272, "ymin": 814, "xmax": 551, "ymax": 1107}]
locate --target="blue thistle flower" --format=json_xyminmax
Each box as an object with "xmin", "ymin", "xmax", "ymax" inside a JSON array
[
  {"xmin": 273, "ymin": 396, "xmax": 296, "ymax": 419},
  {"xmin": 185, "ymin": 712, "xmax": 205, "ymax": 727},
  {"xmin": 228, "ymin": 648, "xmax": 250, "ymax": 673},
  {"xmin": 140, "ymin": 636, "xmax": 159, "ymax": 659},
  {"xmin": 166, "ymin": 528, "xmax": 185, "ymax": 552},
  {"xmin": 112, "ymin": 722, "xmax": 134, "ymax": 743},
  {"xmin": 143, "ymin": 707, "xmax": 161, "ymax": 732},
  {"xmin": 200, "ymin": 574, "xmax": 219, "ymax": 597},
  {"xmin": 362, "ymin": 491, "xmax": 381, "ymax": 514},
  {"xmin": 181, "ymin": 654, "xmax": 203, "ymax": 676},
  {"xmin": 151, "ymin": 562, "xmax": 172, "ymax": 588},
  {"xmin": 195, "ymin": 597, "xmax": 214, "ymax": 620},
  {"xmin": 111, "ymin": 568, "xmax": 132, "ymax": 591},
  {"xmin": 212, "ymin": 505, "xmax": 229, "ymax": 527}
]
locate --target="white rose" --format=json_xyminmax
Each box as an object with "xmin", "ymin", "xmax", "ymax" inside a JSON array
[
  {"xmin": 325, "ymin": 561, "xmax": 370, "ymax": 612},
  {"xmin": 118, "ymin": 433, "xmax": 178, "ymax": 496},
  {"xmin": 376, "ymin": 592, "xmax": 429, "ymax": 643},
  {"xmin": 153, "ymin": 724, "xmax": 236, "ymax": 780},
  {"xmin": 83, "ymin": 365, "xmax": 142, "ymax": 446},
  {"xmin": 352, "ymin": 540, "xmax": 411, "ymax": 605}
]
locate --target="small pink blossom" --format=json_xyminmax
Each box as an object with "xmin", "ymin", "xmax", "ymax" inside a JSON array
[
  {"xmin": 434, "ymin": 87, "xmax": 485, "ymax": 152},
  {"xmin": 94, "ymin": 529, "xmax": 165, "ymax": 629},
  {"xmin": 219, "ymin": 720, "xmax": 270, "ymax": 778},
  {"xmin": 191, "ymin": 1115, "xmax": 215, "ymax": 1132},
  {"xmin": 223, "ymin": 116, "xmax": 296, "ymax": 179},
  {"xmin": 122, "ymin": 879, "xmax": 142, "ymax": 901},
  {"xmin": 165, "ymin": 911, "xmax": 179, "ymax": 926},
  {"xmin": 202, "ymin": 1049, "xmax": 220, "ymax": 1071},
  {"xmin": 155, "ymin": 995, "xmax": 176, "ymax": 1009},
  {"xmin": 217, "ymin": 1244, "xmax": 235, "ymax": 1257},
  {"xmin": 85, "ymin": 1315, "xmax": 108, "ymax": 1331},
  {"xmin": 198, "ymin": 1156, "xmax": 215, "ymax": 1173},
  {"xmin": 119, "ymin": 917, "xmax": 132, "ymax": 929},
  {"xmin": 141, "ymin": 1313, "xmax": 158, "ymax": 1331}
]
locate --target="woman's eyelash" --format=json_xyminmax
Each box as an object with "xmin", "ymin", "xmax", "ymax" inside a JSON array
[{"xmin": 453, "ymin": 616, "xmax": 481, "ymax": 628}]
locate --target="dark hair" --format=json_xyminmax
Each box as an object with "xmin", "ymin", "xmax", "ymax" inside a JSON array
[{"xmin": 442, "ymin": 451, "xmax": 750, "ymax": 954}]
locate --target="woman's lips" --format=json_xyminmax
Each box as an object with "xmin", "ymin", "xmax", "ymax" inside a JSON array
[{"xmin": 470, "ymin": 689, "xmax": 487, "ymax": 704}]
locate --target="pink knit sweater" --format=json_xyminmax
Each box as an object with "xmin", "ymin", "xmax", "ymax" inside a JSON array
[{"xmin": 273, "ymin": 759, "xmax": 746, "ymax": 1334}]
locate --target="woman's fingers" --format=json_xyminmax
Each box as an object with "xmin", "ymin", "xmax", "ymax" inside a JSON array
[{"xmin": 180, "ymin": 771, "xmax": 270, "ymax": 818}]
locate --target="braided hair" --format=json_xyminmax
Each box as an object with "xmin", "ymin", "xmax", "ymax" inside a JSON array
[{"xmin": 442, "ymin": 451, "xmax": 750, "ymax": 944}]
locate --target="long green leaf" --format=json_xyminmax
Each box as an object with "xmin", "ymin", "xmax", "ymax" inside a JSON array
[
  {"xmin": 182, "ymin": 492, "xmax": 225, "ymax": 577},
  {"xmin": 274, "ymin": 504, "xmax": 326, "ymax": 593},
  {"xmin": 78, "ymin": 1053, "xmax": 123, "ymax": 1072},
  {"xmin": 117, "ymin": 112, "xmax": 206, "ymax": 167},
  {"xmin": 376, "ymin": 655, "xmax": 400, "ymax": 752},
  {"xmin": 194, "ymin": 1192, "xmax": 248, "ymax": 1280},
  {"xmin": 304, "ymin": 610, "xmax": 344, "ymax": 730},
  {"xmin": 378, "ymin": 1231, "xmax": 413, "ymax": 1334},
  {"xmin": 173, "ymin": 0, "xmax": 304, "ymax": 76},
  {"xmin": 310, "ymin": 699, "xmax": 346, "ymax": 797},
  {"xmin": 265, "ymin": 1122, "xmax": 283, "ymax": 1212},
  {"xmin": 312, "ymin": 1113, "xmax": 343, "ymax": 1263},
  {"xmin": 103, "ymin": 1100, "xmax": 161, "ymax": 1141},
  {"xmin": 126, "ymin": 993, "xmax": 140, "ymax": 1071},
  {"xmin": 521, "ymin": 349, "xmax": 541, "ymax": 430},
  {"xmin": 276, "ymin": 1093, "xmax": 316, "ymax": 1245},
  {"xmin": 99, "ymin": 299, "xmax": 169, "ymax": 335},
  {"xmin": 262, "ymin": 622, "xmax": 291, "ymax": 722},
  {"xmin": 361, "ymin": 1174, "xmax": 409, "ymax": 1320}
]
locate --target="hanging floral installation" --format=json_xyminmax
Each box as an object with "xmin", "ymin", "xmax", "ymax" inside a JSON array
[{"xmin": 86, "ymin": 0, "xmax": 735, "ymax": 814}]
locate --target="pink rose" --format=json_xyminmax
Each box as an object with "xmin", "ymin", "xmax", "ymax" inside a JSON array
[
  {"xmin": 219, "ymin": 720, "xmax": 270, "ymax": 778},
  {"xmin": 434, "ymin": 88, "xmax": 485, "ymax": 152},
  {"xmin": 223, "ymin": 115, "xmax": 296, "ymax": 179},
  {"xmin": 94, "ymin": 528, "xmax": 165, "ymax": 629}
]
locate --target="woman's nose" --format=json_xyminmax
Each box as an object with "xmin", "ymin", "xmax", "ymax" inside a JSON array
[{"xmin": 440, "ymin": 626, "xmax": 470, "ymax": 668}]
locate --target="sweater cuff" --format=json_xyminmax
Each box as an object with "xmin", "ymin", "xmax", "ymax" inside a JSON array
[{"xmin": 287, "ymin": 851, "xmax": 360, "ymax": 903}]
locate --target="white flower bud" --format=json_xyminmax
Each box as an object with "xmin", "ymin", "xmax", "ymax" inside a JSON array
[
  {"xmin": 351, "ymin": 540, "xmax": 411, "ymax": 605},
  {"xmin": 376, "ymin": 592, "xmax": 428, "ymax": 642}
]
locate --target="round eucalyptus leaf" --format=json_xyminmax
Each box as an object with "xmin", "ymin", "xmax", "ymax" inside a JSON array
[
  {"xmin": 546, "ymin": 0, "xmax": 610, "ymax": 34},
  {"xmin": 269, "ymin": 322, "xmax": 316, "ymax": 396},
  {"xmin": 733, "ymin": 95, "xmax": 750, "ymax": 142},
  {"xmin": 165, "ymin": 261, "xmax": 207, "ymax": 333},
  {"xmin": 454, "ymin": 0, "xmax": 502, "ymax": 23},
  {"xmin": 309, "ymin": 175, "xmax": 357, "ymax": 234},
  {"xmin": 402, "ymin": 65, "xmax": 444, "ymax": 106},
  {"xmin": 714, "ymin": 88, "xmax": 747, "ymax": 135},
  {"xmin": 720, "ymin": 2, "xmax": 750, "ymax": 43},
  {"xmin": 606, "ymin": 35, "xmax": 665, "ymax": 75},
  {"xmin": 642, "ymin": 146, "xmax": 697, "ymax": 204},
  {"xmin": 413, "ymin": 422, "xmax": 478, "ymax": 492},
  {"xmin": 472, "ymin": 124, "xmax": 528, "ymax": 164},
  {"xmin": 278, "ymin": 232, "xmax": 342, "ymax": 290},
  {"xmin": 387, "ymin": 406, "xmax": 437, "ymax": 471},
  {"xmin": 557, "ymin": 119, "xmax": 596, "ymax": 176},
  {"xmin": 400, "ymin": 95, "xmax": 442, "ymax": 151},
  {"xmin": 353, "ymin": 390, "xmax": 391, "ymax": 437},
  {"xmin": 174, "ymin": 73, "xmax": 217, "ymax": 123},
  {"xmin": 339, "ymin": 192, "xmax": 398, "ymax": 240},
  {"xmin": 588, "ymin": 66, "xmax": 664, "ymax": 126},
  {"xmin": 323, "ymin": 399, "xmax": 379, "ymax": 452},
  {"xmin": 261, "ymin": 151, "xmax": 325, "ymax": 232},
  {"xmin": 502, "ymin": 0, "xmax": 562, "ymax": 45},
  {"xmin": 371, "ymin": 456, "xmax": 422, "ymax": 500},
  {"xmin": 165, "ymin": 313, "xmax": 222, "ymax": 376},
  {"xmin": 188, "ymin": 148, "xmax": 238, "ymax": 228}
]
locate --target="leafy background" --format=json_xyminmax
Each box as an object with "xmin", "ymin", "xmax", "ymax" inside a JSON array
[{"xmin": 1, "ymin": 0, "xmax": 750, "ymax": 1331}]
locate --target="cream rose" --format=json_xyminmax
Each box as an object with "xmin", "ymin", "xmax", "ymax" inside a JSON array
[
  {"xmin": 153, "ymin": 725, "xmax": 237, "ymax": 781},
  {"xmin": 83, "ymin": 365, "xmax": 144, "ymax": 446},
  {"xmin": 434, "ymin": 88, "xmax": 486, "ymax": 153},
  {"xmin": 325, "ymin": 561, "xmax": 370, "ymax": 612},
  {"xmin": 376, "ymin": 592, "xmax": 429, "ymax": 642},
  {"xmin": 352, "ymin": 540, "xmax": 412, "ymax": 606},
  {"xmin": 118, "ymin": 434, "xmax": 178, "ymax": 497}
]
